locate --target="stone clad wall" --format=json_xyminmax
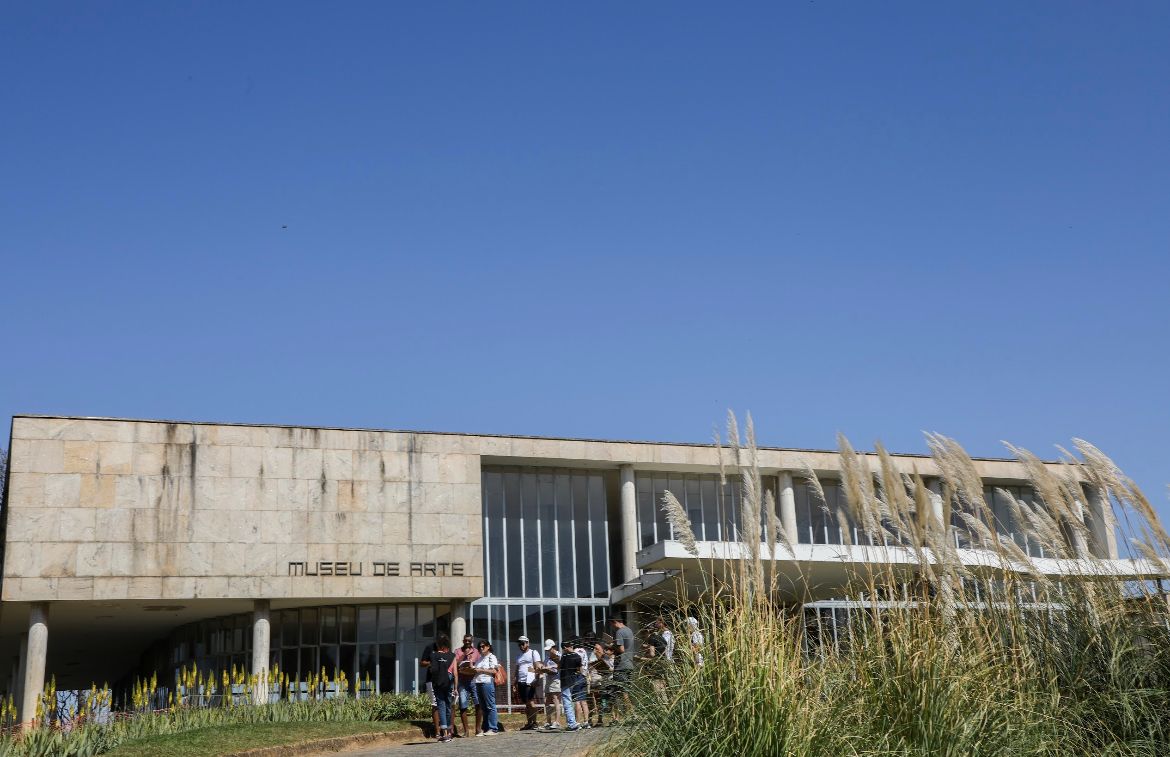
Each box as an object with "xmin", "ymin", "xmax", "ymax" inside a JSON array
[{"xmin": 2, "ymin": 418, "xmax": 483, "ymax": 602}]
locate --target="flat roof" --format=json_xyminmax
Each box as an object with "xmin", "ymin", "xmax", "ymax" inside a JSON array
[{"xmin": 9, "ymin": 413, "xmax": 1031, "ymax": 464}]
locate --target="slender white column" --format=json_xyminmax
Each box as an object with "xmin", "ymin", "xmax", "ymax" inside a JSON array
[
  {"xmin": 1086, "ymin": 486, "xmax": 1119, "ymax": 559},
  {"xmin": 251, "ymin": 600, "xmax": 271, "ymax": 705},
  {"xmin": 779, "ymin": 472, "xmax": 797, "ymax": 547},
  {"xmin": 620, "ymin": 464, "xmax": 639, "ymax": 583},
  {"xmin": 927, "ymin": 480, "xmax": 945, "ymax": 531},
  {"xmin": 20, "ymin": 604, "xmax": 48, "ymax": 728},
  {"xmin": 449, "ymin": 601, "xmax": 468, "ymax": 645}
]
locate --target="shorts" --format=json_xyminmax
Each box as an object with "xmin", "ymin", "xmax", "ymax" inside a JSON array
[
  {"xmin": 613, "ymin": 669, "xmax": 633, "ymax": 691},
  {"xmin": 565, "ymin": 678, "xmax": 587, "ymax": 702},
  {"xmin": 545, "ymin": 677, "xmax": 561, "ymax": 695},
  {"xmin": 457, "ymin": 680, "xmax": 477, "ymax": 710},
  {"xmin": 516, "ymin": 681, "xmax": 537, "ymax": 703}
]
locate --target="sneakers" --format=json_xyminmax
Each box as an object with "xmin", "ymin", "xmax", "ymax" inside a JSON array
[
  {"xmin": 483, "ymin": 730, "xmax": 497, "ymax": 737},
  {"xmin": 566, "ymin": 724, "xmax": 581, "ymax": 732}
]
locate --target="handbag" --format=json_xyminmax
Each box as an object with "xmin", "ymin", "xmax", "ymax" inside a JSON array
[{"xmin": 493, "ymin": 657, "xmax": 507, "ymax": 686}]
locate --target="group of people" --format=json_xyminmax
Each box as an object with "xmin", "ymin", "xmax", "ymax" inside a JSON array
[{"xmin": 421, "ymin": 615, "xmax": 704, "ymax": 742}]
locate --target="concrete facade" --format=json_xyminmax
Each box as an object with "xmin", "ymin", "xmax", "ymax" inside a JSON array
[
  {"xmin": 3, "ymin": 417, "xmax": 484, "ymax": 603},
  {"xmin": 0, "ymin": 413, "xmax": 1142, "ymax": 715}
]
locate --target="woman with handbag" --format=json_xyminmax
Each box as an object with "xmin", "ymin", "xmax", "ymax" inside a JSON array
[{"xmin": 473, "ymin": 640, "xmax": 502, "ymax": 735}]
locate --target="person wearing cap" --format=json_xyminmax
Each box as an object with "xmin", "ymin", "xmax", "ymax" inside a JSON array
[
  {"xmin": 536, "ymin": 639, "xmax": 563, "ymax": 731},
  {"xmin": 512, "ymin": 635, "xmax": 541, "ymax": 730}
]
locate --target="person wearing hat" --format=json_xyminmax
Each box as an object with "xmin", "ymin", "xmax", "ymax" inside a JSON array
[
  {"xmin": 536, "ymin": 639, "xmax": 563, "ymax": 731},
  {"xmin": 512, "ymin": 635, "xmax": 541, "ymax": 730}
]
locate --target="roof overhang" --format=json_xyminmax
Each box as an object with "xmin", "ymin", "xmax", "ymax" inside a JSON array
[{"xmin": 610, "ymin": 540, "xmax": 1170, "ymax": 605}]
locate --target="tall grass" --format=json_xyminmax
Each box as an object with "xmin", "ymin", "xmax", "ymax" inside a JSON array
[{"xmin": 603, "ymin": 414, "xmax": 1170, "ymax": 757}]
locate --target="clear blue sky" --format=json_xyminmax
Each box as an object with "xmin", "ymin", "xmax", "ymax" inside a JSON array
[{"xmin": 2, "ymin": 3, "xmax": 1167, "ymax": 520}]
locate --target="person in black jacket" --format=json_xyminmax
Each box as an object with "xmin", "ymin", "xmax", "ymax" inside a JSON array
[
  {"xmin": 427, "ymin": 636, "xmax": 456, "ymax": 742},
  {"xmin": 558, "ymin": 644, "xmax": 587, "ymax": 731}
]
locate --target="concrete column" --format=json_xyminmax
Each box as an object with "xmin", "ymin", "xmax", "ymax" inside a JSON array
[
  {"xmin": 20, "ymin": 604, "xmax": 48, "ymax": 727},
  {"xmin": 251, "ymin": 600, "xmax": 271, "ymax": 705},
  {"xmin": 927, "ymin": 480, "xmax": 945, "ymax": 532},
  {"xmin": 779, "ymin": 472, "xmax": 797, "ymax": 547},
  {"xmin": 620, "ymin": 464, "xmax": 639, "ymax": 583},
  {"xmin": 1086, "ymin": 486, "xmax": 1119, "ymax": 559},
  {"xmin": 449, "ymin": 601, "xmax": 468, "ymax": 646}
]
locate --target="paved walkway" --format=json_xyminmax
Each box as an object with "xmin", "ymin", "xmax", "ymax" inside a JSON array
[{"xmin": 330, "ymin": 727, "xmax": 608, "ymax": 757}]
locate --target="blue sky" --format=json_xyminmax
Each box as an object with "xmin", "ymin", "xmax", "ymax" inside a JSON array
[{"xmin": 2, "ymin": 2, "xmax": 1167, "ymax": 520}]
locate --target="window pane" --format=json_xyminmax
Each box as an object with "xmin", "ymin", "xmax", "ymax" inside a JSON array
[
  {"xmin": 378, "ymin": 643, "xmax": 397, "ymax": 694},
  {"xmin": 484, "ymin": 472, "xmax": 505, "ymax": 597},
  {"xmin": 416, "ymin": 605, "xmax": 435, "ymax": 641},
  {"xmin": 377, "ymin": 606, "xmax": 396, "ymax": 643},
  {"xmin": 504, "ymin": 472, "xmax": 523, "ymax": 597},
  {"xmin": 589, "ymin": 475, "xmax": 609, "ymax": 598},
  {"xmin": 321, "ymin": 607, "xmax": 338, "ymax": 645},
  {"xmin": 340, "ymin": 607, "xmax": 357, "ymax": 644},
  {"xmin": 397, "ymin": 606, "xmax": 415, "ymax": 643},
  {"xmin": 522, "ymin": 474, "xmax": 540, "ymax": 598},
  {"xmin": 540, "ymin": 476, "xmax": 558, "ymax": 599},
  {"xmin": 573, "ymin": 475, "xmax": 591, "ymax": 598},
  {"xmin": 358, "ymin": 606, "xmax": 377, "ymax": 644},
  {"xmin": 557, "ymin": 474, "xmax": 575, "ymax": 598},
  {"xmin": 300, "ymin": 609, "xmax": 319, "ymax": 647}
]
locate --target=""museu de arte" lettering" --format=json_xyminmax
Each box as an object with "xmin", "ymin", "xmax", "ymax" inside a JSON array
[{"xmin": 287, "ymin": 561, "xmax": 464, "ymax": 577}]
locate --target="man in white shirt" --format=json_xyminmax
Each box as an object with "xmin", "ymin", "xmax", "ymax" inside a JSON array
[
  {"xmin": 511, "ymin": 635, "xmax": 541, "ymax": 730},
  {"xmin": 655, "ymin": 617, "xmax": 675, "ymax": 661},
  {"xmin": 687, "ymin": 616, "xmax": 704, "ymax": 667}
]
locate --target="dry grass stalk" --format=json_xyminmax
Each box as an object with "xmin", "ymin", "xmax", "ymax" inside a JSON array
[{"xmin": 660, "ymin": 490, "xmax": 699, "ymax": 556}]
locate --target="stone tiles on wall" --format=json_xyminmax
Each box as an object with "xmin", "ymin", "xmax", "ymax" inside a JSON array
[{"xmin": 3, "ymin": 418, "xmax": 484, "ymax": 603}]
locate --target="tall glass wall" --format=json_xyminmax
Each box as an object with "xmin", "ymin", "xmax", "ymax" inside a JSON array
[
  {"xmin": 168, "ymin": 603, "xmax": 449, "ymax": 696},
  {"xmin": 635, "ymin": 472, "xmax": 777, "ymax": 546},
  {"xmin": 481, "ymin": 467, "xmax": 610, "ymax": 600},
  {"xmin": 478, "ymin": 467, "xmax": 613, "ymax": 710}
]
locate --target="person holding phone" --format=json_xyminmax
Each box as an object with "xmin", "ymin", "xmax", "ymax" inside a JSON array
[
  {"xmin": 451, "ymin": 634, "xmax": 480, "ymax": 737},
  {"xmin": 473, "ymin": 641, "xmax": 501, "ymax": 735}
]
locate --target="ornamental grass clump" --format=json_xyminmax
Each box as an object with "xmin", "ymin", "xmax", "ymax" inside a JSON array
[{"xmin": 602, "ymin": 413, "xmax": 1170, "ymax": 757}]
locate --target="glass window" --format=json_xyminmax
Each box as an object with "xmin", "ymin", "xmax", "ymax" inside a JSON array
[
  {"xmin": 589, "ymin": 475, "xmax": 609, "ymax": 599},
  {"xmin": 397, "ymin": 606, "xmax": 415, "ymax": 643},
  {"xmin": 573, "ymin": 475, "xmax": 591, "ymax": 598},
  {"xmin": 281, "ymin": 611, "xmax": 300, "ymax": 648},
  {"xmin": 556, "ymin": 475, "xmax": 575, "ymax": 598},
  {"xmin": 357, "ymin": 606, "xmax": 377, "ymax": 644},
  {"xmin": 320, "ymin": 607, "xmax": 338, "ymax": 645},
  {"xmin": 356, "ymin": 644, "xmax": 378, "ymax": 694},
  {"xmin": 522, "ymin": 474, "xmax": 540, "ymax": 598},
  {"xmin": 300, "ymin": 609, "xmax": 319, "ymax": 647},
  {"xmin": 540, "ymin": 478, "xmax": 558, "ymax": 598},
  {"xmin": 416, "ymin": 605, "xmax": 435, "ymax": 641},
  {"xmin": 340, "ymin": 607, "xmax": 356, "ymax": 644},
  {"xmin": 377, "ymin": 605, "xmax": 396, "ymax": 643},
  {"xmin": 484, "ymin": 472, "xmax": 506, "ymax": 597},
  {"xmin": 504, "ymin": 472, "xmax": 523, "ymax": 597},
  {"xmin": 377, "ymin": 643, "xmax": 397, "ymax": 694}
]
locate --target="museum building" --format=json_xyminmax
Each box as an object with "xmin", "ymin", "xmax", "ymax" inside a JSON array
[{"xmin": 0, "ymin": 415, "xmax": 1128, "ymax": 721}]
